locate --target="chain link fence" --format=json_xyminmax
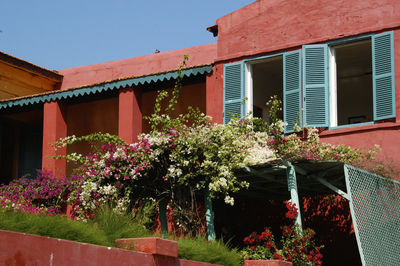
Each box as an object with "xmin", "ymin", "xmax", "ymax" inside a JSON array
[{"xmin": 344, "ymin": 164, "xmax": 400, "ymax": 266}]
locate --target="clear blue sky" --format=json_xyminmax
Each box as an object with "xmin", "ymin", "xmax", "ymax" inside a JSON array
[{"xmin": 0, "ymin": 1, "xmax": 255, "ymax": 70}]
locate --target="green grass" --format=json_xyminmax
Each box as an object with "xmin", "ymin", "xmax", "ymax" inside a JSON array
[
  {"xmin": 94, "ymin": 205, "xmax": 152, "ymax": 243},
  {"xmin": 176, "ymin": 236, "xmax": 241, "ymax": 266},
  {"xmin": 0, "ymin": 209, "xmax": 109, "ymax": 246},
  {"xmin": 0, "ymin": 208, "xmax": 241, "ymax": 265}
]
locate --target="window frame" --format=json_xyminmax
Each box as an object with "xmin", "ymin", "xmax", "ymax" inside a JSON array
[
  {"xmin": 243, "ymin": 53, "xmax": 285, "ymax": 119},
  {"xmin": 327, "ymin": 34, "xmax": 375, "ymax": 129},
  {"xmin": 222, "ymin": 31, "xmax": 395, "ymax": 130}
]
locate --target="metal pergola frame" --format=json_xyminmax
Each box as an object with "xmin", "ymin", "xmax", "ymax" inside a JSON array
[{"xmin": 158, "ymin": 159, "xmax": 400, "ymax": 266}]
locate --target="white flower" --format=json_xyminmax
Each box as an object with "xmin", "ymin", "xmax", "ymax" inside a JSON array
[
  {"xmin": 113, "ymin": 147, "xmax": 126, "ymax": 160},
  {"xmin": 243, "ymin": 144, "xmax": 276, "ymax": 166},
  {"xmin": 98, "ymin": 159, "xmax": 105, "ymax": 168},
  {"xmin": 99, "ymin": 184, "xmax": 116, "ymax": 195},
  {"xmin": 224, "ymin": 195, "xmax": 234, "ymax": 206}
]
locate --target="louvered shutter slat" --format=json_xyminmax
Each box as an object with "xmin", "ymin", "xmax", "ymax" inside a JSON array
[
  {"xmin": 223, "ymin": 62, "xmax": 244, "ymax": 124},
  {"xmin": 303, "ymin": 44, "xmax": 329, "ymax": 127},
  {"xmin": 284, "ymin": 50, "xmax": 302, "ymax": 132},
  {"xmin": 373, "ymin": 31, "xmax": 395, "ymax": 120}
]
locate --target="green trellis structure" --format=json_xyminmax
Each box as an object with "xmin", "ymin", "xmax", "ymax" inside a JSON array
[{"xmin": 158, "ymin": 159, "xmax": 400, "ymax": 266}]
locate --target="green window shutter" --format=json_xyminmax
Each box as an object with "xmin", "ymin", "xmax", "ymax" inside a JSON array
[
  {"xmin": 223, "ymin": 62, "xmax": 245, "ymax": 124},
  {"xmin": 302, "ymin": 44, "xmax": 329, "ymax": 127},
  {"xmin": 372, "ymin": 31, "xmax": 396, "ymax": 120},
  {"xmin": 283, "ymin": 50, "xmax": 302, "ymax": 132}
]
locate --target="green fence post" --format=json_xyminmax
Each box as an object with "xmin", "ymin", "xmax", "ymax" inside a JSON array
[
  {"xmin": 205, "ymin": 186, "xmax": 215, "ymax": 241},
  {"xmin": 159, "ymin": 199, "xmax": 168, "ymax": 239},
  {"xmin": 286, "ymin": 162, "xmax": 303, "ymax": 230}
]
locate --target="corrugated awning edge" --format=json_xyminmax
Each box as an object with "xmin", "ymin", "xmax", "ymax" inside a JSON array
[{"xmin": 0, "ymin": 65, "xmax": 212, "ymax": 109}]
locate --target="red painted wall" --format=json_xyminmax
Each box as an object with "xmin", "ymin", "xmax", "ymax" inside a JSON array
[
  {"xmin": 66, "ymin": 97, "xmax": 119, "ymax": 175},
  {"xmin": 141, "ymin": 82, "xmax": 206, "ymax": 133},
  {"xmin": 59, "ymin": 44, "xmax": 217, "ymax": 90},
  {"xmin": 42, "ymin": 102, "xmax": 67, "ymax": 178},
  {"xmin": 320, "ymin": 123, "xmax": 400, "ymax": 167},
  {"xmin": 0, "ymin": 230, "xmax": 154, "ymax": 266},
  {"xmin": 0, "ymin": 230, "xmax": 220, "ymax": 266},
  {"xmin": 66, "ymin": 97, "xmax": 118, "ymax": 137},
  {"xmin": 212, "ymin": 0, "xmax": 400, "ymax": 164},
  {"xmin": 119, "ymin": 87, "xmax": 142, "ymax": 143},
  {"xmin": 215, "ymin": 0, "xmax": 400, "ymax": 61},
  {"xmin": 206, "ymin": 66, "xmax": 223, "ymax": 124}
]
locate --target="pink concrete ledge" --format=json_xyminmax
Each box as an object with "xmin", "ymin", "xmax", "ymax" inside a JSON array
[
  {"xmin": 0, "ymin": 230, "xmax": 221, "ymax": 266},
  {"xmin": 0, "ymin": 229, "xmax": 155, "ymax": 266},
  {"xmin": 245, "ymin": 260, "xmax": 293, "ymax": 266},
  {"xmin": 116, "ymin": 237, "xmax": 178, "ymax": 258},
  {"xmin": 115, "ymin": 237, "xmax": 222, "ymax": 266},
  {"xmin": 177, "ymin": 259, "xmax": 222, "ymax": 266}
]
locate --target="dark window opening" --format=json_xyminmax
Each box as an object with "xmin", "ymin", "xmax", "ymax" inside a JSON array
[
  {"xmin": 335, "ymin": 40, "xmax": 373, "ymax": 126},
  {"xmin": 251, "ymin": 56, "xmax": 283, "ymax": 122}
]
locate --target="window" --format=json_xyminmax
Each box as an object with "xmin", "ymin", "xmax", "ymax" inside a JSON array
[
  {"xmin": 245, "ymin": 55, "xmax": 283, "ymax": 123},
  {"xmin": 223, "ymin": 31, "xmax": 395, "ymax": 131},
  {"xmin": 329, "ymin": 40, "xmax": 373, "ymax": 127}
]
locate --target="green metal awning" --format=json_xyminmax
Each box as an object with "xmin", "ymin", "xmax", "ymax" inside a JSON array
[{"xmin": 0, "ymin": 65, "xmax": 213, "ymax": 110}]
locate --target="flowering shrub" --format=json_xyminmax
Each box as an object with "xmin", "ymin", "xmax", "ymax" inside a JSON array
[
  {"xmin": 64, "ymin": 140, "xmax": 155, "ymax": 220},
  {"xmin": 55, "ymin": 94, "xmax": 379, "ymax": 222},
  {"xmin": 268, "ymin": 127, "xmax": 379, "ymax": 163},
  {"xmin": 241, "ymin": 201, "xmax": 323, "ymax": 266},
  {"xmin": 285, "ymin": 200, "xmax": 298, "ymax": 220},
  {"xmin": 0, "ymin": 170, "xmax": 79, "ymax": 215},
  {"xmin": 241, "ymin": 227, "xmax": 277, "ymax": 261},
  {"xmin": 57, "ymin": 117, "xmax": 277, "ymax": 220},
  {"xmin": 46, "ymin": 57, "xmax": 379, "ymax": 226}
]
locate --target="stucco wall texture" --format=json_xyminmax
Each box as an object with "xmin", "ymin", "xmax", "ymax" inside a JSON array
[
  {"xmin": 141, "ymin": 82, "xmax": 206, "ymax": 133},
  {"xmin": 209, "ymin": 0, "xmax": 400, "ymax": 163},
  {"xmin": 0, "ymin": 230, "xmax": 219, "ymax": 266},
  {"xmin": 66, "ymin": 97, "xmax": 119, "ymax": 175},
  {"xmin": 58, "ymin": 44, "xmax": 217, "ymax": 90},
  {"xmin": 215, "ymin": 0, "xmax": 400, "ymax": 61}
]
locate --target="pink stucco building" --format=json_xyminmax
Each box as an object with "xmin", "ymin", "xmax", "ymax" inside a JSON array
[{"xmin": 0, "ymin": 0, "xmax": 399, "ymax": 180}]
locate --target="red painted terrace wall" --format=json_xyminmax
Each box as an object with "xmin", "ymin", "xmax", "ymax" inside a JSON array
[{"xmin": 0, "ymin": 230, "xmax": 220, "ymax": 266}]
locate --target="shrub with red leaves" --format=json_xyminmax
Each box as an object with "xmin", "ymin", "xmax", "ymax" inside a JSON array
[
  {"xmin": 240, "ymin": 201, "xmax": 324, "ymax": 266},
  {"xmin": 284, "ymin": 201, "xmax": 298, "ymax": 220}
]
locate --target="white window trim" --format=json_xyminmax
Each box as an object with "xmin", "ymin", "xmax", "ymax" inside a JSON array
[
  {"xmin": 244, "ymin": 54, "xmax": 284, "ymax": 119},
  {"xmin": 245, "ymin": 62, "xmax": 253, "ymax": 117},
  {"xmin": 328, "ymin": 38, "xmax": 376, "ymax": 128},
  {"xmin": 329, "ymin": 47, "xmax": 338, "ymax": 127}
]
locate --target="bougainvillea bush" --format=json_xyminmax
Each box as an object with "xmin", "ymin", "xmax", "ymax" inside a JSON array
[
  {"xmin": 52, "ymin": 94, "xmax": 379, "ymax": 223},
  {"xmin": 57, "ymin": 117, "xmax": 277, "ymax": 221},
  {"xmin": 241, "ymin": 201, "xmax": 323, "ymax": 266},
  {"xmin": 0, "ymin": 170, "xmax": 80, "ymax": 215},
  {"xmin": 0, "ymin": 57, "xmax": 381, "ymax": 232}
]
